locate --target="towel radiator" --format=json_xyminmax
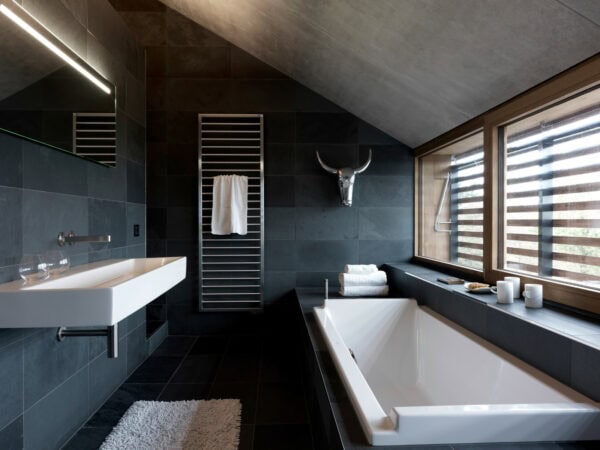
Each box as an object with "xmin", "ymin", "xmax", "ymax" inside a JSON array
[{"xmin": 198, "ymin": 114, "xmax": 264, "ymax": 312}]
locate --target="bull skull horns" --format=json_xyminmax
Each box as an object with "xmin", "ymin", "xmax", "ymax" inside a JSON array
[{"xmin": 315, "ymin": 148, "xmax": 373, "ymax": 207}]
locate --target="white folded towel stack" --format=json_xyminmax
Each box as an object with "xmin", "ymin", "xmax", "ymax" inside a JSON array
[
  {"xmin": 339, "ymin": 285, "xmax": 389, "ymax": 297},
  {"xmin": 211, "ymin": 175, "xmax": 248, "ymax": 235},
  {"xmin": 339, "ymin": 271, "xmax": 387, "ymax": 287},
  {"xmin": 338, "ymin": 265, "xmax": 388, "ymax": 297},
  {"xmin": 343, "ymin": 264, "xmax": 378, "ymax": 274}
]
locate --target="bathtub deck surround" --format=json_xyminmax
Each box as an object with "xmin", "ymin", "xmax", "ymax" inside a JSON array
[
  {"xmin": 314, "ymin": 297, "xmax": 600, "ymax": 445},
  {"xmin": 297, "ymin": 288, "xmax": 600, "ymax": 449}
]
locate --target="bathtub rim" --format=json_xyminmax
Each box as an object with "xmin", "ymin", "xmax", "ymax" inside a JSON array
[
  {"xmin": 313, "ymin": 297, "xmax": 600, "ymax": 446},
  {"xmin": 313, "ymin": 302, "xmax": 395, "ymax": 445}
]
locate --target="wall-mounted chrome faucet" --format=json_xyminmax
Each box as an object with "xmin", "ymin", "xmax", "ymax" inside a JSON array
[{"xmin": 57, "ymin": 231, "xmax": 111, "ymax": 246}]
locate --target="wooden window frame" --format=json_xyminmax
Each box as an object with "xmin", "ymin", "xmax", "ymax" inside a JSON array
[{"xmin": 414, "ymin": 55, "xmax": 600, "ymax": 314}]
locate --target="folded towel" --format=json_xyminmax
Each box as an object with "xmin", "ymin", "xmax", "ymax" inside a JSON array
[
  {"xmin": 211, "ymin": 175, "xmax": 248, "ymax": 235},
  {"xmin": 339, "ymin": 285, "xmax": 389, "ymax": 297},
  {"xmin": 344, "ymin": 264, "xmax": 378, "ymax": 274},
  {"xmin": 339, "ymin": 271, "xmax": 387, "ymax": 287}
]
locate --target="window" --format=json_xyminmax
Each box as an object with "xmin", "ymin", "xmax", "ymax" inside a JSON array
[
  {"xmin": 417, "ymin": 131, "xmax": 484, "ymax": 271},
  {"xmin": 500, "ymin": 87, "xmax": 600, "ymax": 290},
  {"xmin": 414, "ymin": 56, "xmax": 600, "ymax": 313}
]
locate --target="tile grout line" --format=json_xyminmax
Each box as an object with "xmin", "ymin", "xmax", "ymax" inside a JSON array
[{"xmin": 207, "ymin": 335, "xmax": 232, "ymax": 398}]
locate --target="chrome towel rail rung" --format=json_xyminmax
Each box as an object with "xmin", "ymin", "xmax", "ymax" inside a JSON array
[
  {"xmin": 203, "ymin": 238, "xmax": 260, "ymax": 242},
  {"xmin": 202, "ymin": 161, "xmax": 259, "ymax": 164},
  {"xmin": 202, "ymin": 130, "xmax": 259, "ymax": 133},
  {"xmin": 202, "ymin": 122, "xmax": 259, "ymax": 126},
  {"xmin": 202, "ymin": 146, "xmax": 261, "ymax": 149},
  {"xmin": 202, "ymin": 246, "xmax": 260, "ymax": 249},
  {"xmin": 203, "ymin": 153, "xmax": 261, "ymax": 157},
  {"xmin": 202, "ymin": 269, "xmax": 261, "ymax": 272},
  {"xmin": 202, "ymin": 169, "xmax": 261, "ymax": 172},
  {"xmin": 202, "ymin": 300, "xmax": 262, "ymax": 303},
  {"xmin": 202, "ymin": 253, "xmax": 257, "ymax": 258},
  {"xmin": 202, "ymin": 261, "xmax": 259, "ymax": 265},
  {"xmin": 203, "ymin": 277, "xmax": 260, "ymax": 280},
  {"xmin": 202, "ymin": 292, "xmax": 261, "ymax": 296}
]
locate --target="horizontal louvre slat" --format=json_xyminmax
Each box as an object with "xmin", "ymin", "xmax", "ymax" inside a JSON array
[
  {"xmin": 456, "ymin": 252, "xmax": 483, "ymax": 262},
  {"xmin": 458, "ymin": 207, "xmax": 484, "ymax": 214},
  {"xmin": 507, "ymin": 201, "xmax": 600, "ymax": 213},
  {"xmin": 507, "ymin": 233, "xmax": 600, "ymax": 247},
  {"xmin": 551, "ymin": 252, "xmax": 600, "ymax": 267},
  {"xmin": 457, "ymin": 231, "xmax": 484, "ymax": 238},
  {"xmin": 457, "ymin": 241, "xmax": 483, "ymax": 250},
  {"xmin": 551, "ymin": 268, "xmax": 600, "ymax": 282},
  {"xmin": 507, "ymin": 247, "xmax": 537, "ymax": 258},
  {"xmin": 506, "ymin": 261, "xmax": 539, "ymax": 273},
  {"xmin": 507, "ymin": 162, "xmax": 600, "ymax": 186},
  {"xmin": 507, "ymin": 181, "xmax": 600, "ymax": 199},
  {"xmin": 459, "ymin": 195, "xmax": 484, "ymax": 204},
  {"xmin": 507, "ymin": 219, "xmax": 600, "ymax": 228},
  {"xmin": 453, "ymin": 171, "xmax": 483, "ymax": 183},
  {"xmin": 452, "ymin": 184, "xmax": 484, "ymax": 194},
  {"xmin": 456, "ymin": 219, "xmax": 483, "ymax": 225},
  {"xmin": 507, "ymin": 145, "xmax": 599, "ymax": 172}
]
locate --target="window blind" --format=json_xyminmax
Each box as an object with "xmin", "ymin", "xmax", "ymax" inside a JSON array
[
  {"xmin": 451, "ymin": 147, "xmax": 484, "ymax": 270},
  {"xmin": 504, "ymin": 107, "xmax": 600, "ymax": 287}
]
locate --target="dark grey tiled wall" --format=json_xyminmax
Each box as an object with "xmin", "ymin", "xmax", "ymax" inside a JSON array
[
  {"xmin": 111, "ymin": 0, "xmax": 413, "ymax": 334},
  {"xmin": 0, "ymin": 1, "xmax": 147, "ymax": 448}
]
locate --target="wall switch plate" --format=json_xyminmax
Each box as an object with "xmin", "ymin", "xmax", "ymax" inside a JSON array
[{"xmin": 133, "ymin": 224, "xmax": 140, "ymax": 237}]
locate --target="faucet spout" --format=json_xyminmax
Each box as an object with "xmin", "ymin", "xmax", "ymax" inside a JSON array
[{"xmin": 57, "ymin": 231, "xmax": 111, "ymax": 246}]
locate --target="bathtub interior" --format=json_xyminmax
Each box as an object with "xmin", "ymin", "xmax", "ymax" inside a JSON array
[{"xmin": 325, "ymin": 298, "xmax": 593, "ymax": 415}]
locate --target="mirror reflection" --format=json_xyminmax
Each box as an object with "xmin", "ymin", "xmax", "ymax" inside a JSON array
[{"xmin": 0, "ymin": 2, "xmax": 116, "ymax": 167}]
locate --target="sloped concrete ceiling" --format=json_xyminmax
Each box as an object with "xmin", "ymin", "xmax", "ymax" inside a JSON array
[{"xmin": 159, "ymin": 0, "xmax": 600, "ymax": 147}]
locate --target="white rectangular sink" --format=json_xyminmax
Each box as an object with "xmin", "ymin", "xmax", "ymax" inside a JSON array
[{"xmin": 0, "ymin": 257, "xmax": 186, "ymax": 328}]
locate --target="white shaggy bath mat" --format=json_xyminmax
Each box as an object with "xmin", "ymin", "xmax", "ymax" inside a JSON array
[{"xmin": 100, "ymin": 399, "xmax": 241, "ymax": 450}]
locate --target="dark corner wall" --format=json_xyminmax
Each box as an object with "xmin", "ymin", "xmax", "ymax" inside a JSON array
[
  {"xmin": 111, "ymin": 0, "xmax": 414, "ymax": 335},
  {"xmin": 0, "ymin": 1, "xmax": 146, "ymax": 448}
]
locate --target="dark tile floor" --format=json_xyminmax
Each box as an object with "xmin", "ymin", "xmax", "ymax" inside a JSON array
[{"xmin": 63, "ymin": 334, "xmax": 313, "ymax": 450}]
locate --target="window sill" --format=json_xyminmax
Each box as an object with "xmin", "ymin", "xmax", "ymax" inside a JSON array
[{"xmin": 384, "ymin": 262, "xmax": 600, "ymax": 352}]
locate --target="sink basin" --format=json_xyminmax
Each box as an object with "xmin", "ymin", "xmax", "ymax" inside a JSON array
[{"xmin": 0, "ymin": 257, "xmax": 186, "ymax": 328}]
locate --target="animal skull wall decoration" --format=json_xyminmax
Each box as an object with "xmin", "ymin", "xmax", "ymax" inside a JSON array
[{"xmin": 315, "ymin": 148, "xmax": 372, "ymax": 206}]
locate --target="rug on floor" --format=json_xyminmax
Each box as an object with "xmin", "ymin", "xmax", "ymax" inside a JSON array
[{"xmin": 100, "ymin": 399, "xmax": 241, "ymax": 450}]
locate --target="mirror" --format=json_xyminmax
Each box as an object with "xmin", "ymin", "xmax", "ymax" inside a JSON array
[{"xmin": 0, "ymin": 2, "xmax": 116, "ymax": 167}]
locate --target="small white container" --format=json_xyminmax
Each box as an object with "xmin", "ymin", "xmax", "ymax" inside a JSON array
[
  {"xmin": 523, "ymin": 284, "xmax": 543, "ymax": 308},
  {"xmin": 495, "ymin": 280, "xmax": 514, "ymax": 304},
  {"xmin": 504, "ymin": 276, "xmax": 520, "ymax": 299}
]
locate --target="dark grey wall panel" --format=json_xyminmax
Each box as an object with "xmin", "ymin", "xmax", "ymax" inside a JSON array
[
  {"xmin": 571, "ymin": 340, "xmax": 600, "ymax": 401},
  {"xmin": 0, "ymin": 342, "xmax": 22, "ymax": 432},
  {"xmin": 22, "ymin": 144, "xmax": 88, "ymax": 195},
  {"xmin": 0, "ymin": 188, "xmax": 22, "ymax": 267},
  {"xmin": 0, "ymin": 134, "xmax": 23, "ymax": 188},
  {"xmin": 23, "ymin": 367, "xmax": 89, "ymax": 450},
  {"xmin": 0, "ymin": 1, "xmax": 147, "ymax": 448}
]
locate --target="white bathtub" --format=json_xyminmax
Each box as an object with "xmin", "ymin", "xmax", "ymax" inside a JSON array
[{"xmin": 314, "ymin": 298, "xmax": 600, "ymax": 446}]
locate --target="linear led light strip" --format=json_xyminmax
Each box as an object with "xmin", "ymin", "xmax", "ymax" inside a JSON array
[{"xmin": 0, "ymin": 3, "xmax": 112, "ymax": 95}]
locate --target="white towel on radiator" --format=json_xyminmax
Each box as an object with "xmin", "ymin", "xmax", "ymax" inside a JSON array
[
  {"xmin": 211, "ymin": 175, "xmax": 248, "ymax": 235},
  {"xmin": 339, "ymin": 285, "xmax": 389, "ymax": 297},
  {"xmin": 343, "ymin": 264, "xmax": 378, "ymax": 274},
  {"xmin": 339, "ymin": 271, "xmax": 387, "ymax": 287}
]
